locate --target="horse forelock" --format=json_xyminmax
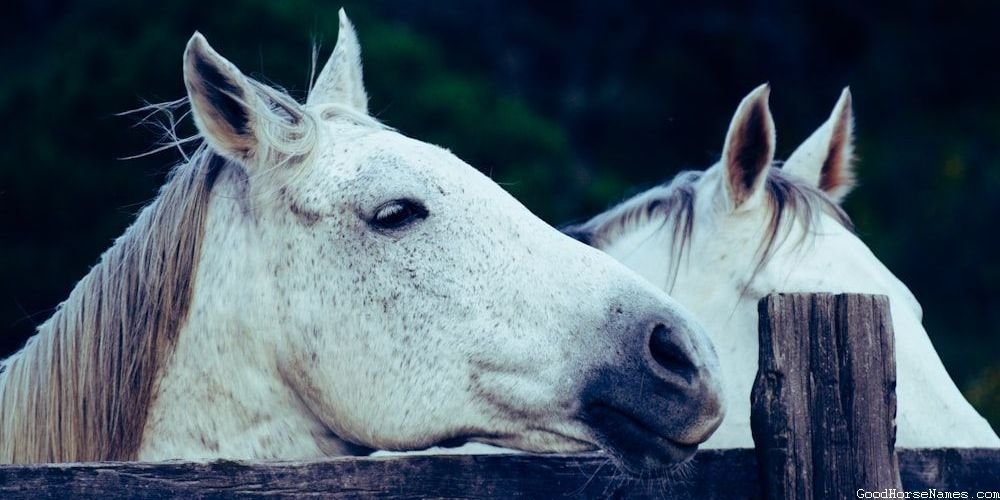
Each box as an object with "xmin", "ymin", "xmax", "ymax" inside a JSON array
[
  {"xmin": 565, "ymin": 166, "xmax": 853, "ymax": 290},
  {"xmin": 0, "ymin": 146, "xmax": 227, "ymax": 463}
]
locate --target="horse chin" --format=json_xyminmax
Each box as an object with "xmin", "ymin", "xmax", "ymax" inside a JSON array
[
  {"xmin": 583, "ymin": 405, "xmax": 704, "ymax": 478},
  {"xmin": 487, "ymin": 422, "xmax": 700, "ymax": 478},
  {"xmin": 476, "ymin": 428, "xmax": 599, "ymax": 455},
  {"xmin": 607, "ymin": 444, "xmax": 699, "ymax": 479}
]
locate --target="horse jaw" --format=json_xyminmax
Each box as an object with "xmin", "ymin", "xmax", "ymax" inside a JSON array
[{"xmin": 138, "ymin": 166, "xmax": 369, "ymax": 460}]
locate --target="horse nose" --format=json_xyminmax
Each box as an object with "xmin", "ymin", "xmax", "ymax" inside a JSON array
[
  {"xmin": 639, "ymin": 319, "xmax": 724, "ymax": 445},
  {"xmin": 577, "ymin": 310, "xmax": 724, "ymax": 473},
  {"xmin": 643, "ymin": 319, "xmax": 723, "ymax": 421},
  {"xmin": 647, "ymin": 324, "xmax": 698, "ymax": 384}
]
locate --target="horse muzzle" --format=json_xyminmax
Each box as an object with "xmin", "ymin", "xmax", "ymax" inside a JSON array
[{"xmin": 579, "ymin": 319, "xmax": 724, "ymax": 476}]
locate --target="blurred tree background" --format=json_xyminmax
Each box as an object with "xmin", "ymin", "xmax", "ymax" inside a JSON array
[{"xmin": 1, "ymin": 0, "xmax": 997, "ymax": 430}]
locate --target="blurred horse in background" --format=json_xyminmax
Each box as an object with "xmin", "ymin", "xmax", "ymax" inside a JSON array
[{"xmin": 564, "ymin": 84, "xmax": 999, "ymax": 448}]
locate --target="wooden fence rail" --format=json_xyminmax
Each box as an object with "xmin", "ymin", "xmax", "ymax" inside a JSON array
[
  {"xmin": 1, "ymin": 449, "xmax": 997, "ymax": 499},
  {"xmin": 1, "ymin": 293, "xmax": 998, "ymax": 498}
]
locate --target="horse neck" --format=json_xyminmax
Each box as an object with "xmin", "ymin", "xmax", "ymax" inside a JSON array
[
  {"xmin": 136, "ymin": 166, "xmax": 362, "ymax": 460},
  {"xmin": 766, "ymin": 223, "xmax": 923, "ymax": 324},
  {"xmin": 744, "ymin": 224, "xmax": 998, "ymax": 445},
  {"xmin": 0, "ymin": 155, "xmax": 219, "ymax": 463}
]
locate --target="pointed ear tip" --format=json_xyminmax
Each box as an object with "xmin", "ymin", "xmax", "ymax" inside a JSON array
[
  {"xmin": 750, "ymin": 85, "xmax": 774, "ymax": 117},
  {"xmin": 743, "ymin": 83, "xmax": 771, "ymax": 107},
  {"xmin": 186, "ymin": 32, "xmax": 208, "ymax": 52},
  {"xmin": 728, "ymin": 84, "xmax": 774, "ymax": 133},
  {"xmin": 338, "ymin": 8, "xmax": 353, "ymax": 27},
  {"xmin": 184, "ymin": 32, "xmax": 218, "ymax": 68},
  {"xmin": 832, "ymin": 88, "xmax": 854, "ymax": 123},
  {"xmin": 183, "ymin": 35, "xmax": 206, "ymax": 81}
]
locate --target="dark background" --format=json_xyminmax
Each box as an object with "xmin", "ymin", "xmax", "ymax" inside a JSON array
[{"xmin": 1, "ymin": 1, "xmax": 997, "ymax": 430}]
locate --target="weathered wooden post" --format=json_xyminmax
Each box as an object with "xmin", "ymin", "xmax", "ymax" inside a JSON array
[{"xmin": 751, "ymin": 293, "xmax": 902, "ymax": 499}]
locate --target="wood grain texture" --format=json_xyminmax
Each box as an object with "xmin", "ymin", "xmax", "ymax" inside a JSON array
[
  {"xmin": 0, "ymin": 450, "xmax": 758, "ymax": 499},
  {"xmin": 751, "ymin": 293, "xmax": 902, "ymax": 500},
  {"xmin": 1, "ymin": 449, "xmax": 996, "ymax": 499}
]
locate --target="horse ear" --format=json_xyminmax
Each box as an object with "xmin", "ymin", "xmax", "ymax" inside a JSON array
[
  {"xmin": 184, "ymin": 33, "xmax": 260, "ymax": 160},
  {"xmin": 783, "ymin": 87, "xmax": 856, "ymax": 203},
  {"xmin": 184, "ymin": 33, "xmax": 308, "ymax": 164},
  {"xmin": 307, "ymin": 9, "xmax": 369, "ymax": 112},
  {"xmin": 183, "ymin": 33, "xmax": 262, "ymax": 160},
  {"xmin": 721, "ymin": 84, "xmax": 776, "ymax": 209}
]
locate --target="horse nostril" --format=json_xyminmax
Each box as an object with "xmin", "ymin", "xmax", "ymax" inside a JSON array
[{"xmin": 648, "ymin": 324, "xmax": 696, "ymax": 381}]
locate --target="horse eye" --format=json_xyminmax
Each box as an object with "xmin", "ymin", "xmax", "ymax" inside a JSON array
[{"xmin": 370, "ymin": 199, "xmax": 428, "ymax": 231}]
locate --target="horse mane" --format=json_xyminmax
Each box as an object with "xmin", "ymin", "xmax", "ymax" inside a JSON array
[
  {"xmin": 562, "ymin": 170, "xmax": 702, "ymax": 251},
  {"xmin": 0, "ymin": 146, "xmax": 228, "ymax": 463},
  {"xmin": 0, "ymin": 41, "xmax": 394, "ymax": 463},
  {"xmin": 562, "ymin": 166, "xmax": 854, "ymax": 290},
  {"xmin": 0, "ymin": 62, "xmax": 389, "ymax": 463}
]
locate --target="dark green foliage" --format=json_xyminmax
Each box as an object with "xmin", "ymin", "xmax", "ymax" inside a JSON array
[{"xmin": 0, "ymin": 0, "xmax": 996, "ymax": 431}]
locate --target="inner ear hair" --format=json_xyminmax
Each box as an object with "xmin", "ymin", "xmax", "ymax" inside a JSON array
[
  {"xmin": 192, "ymin": 54, "xmax": 252, "ymax": 138},
  {"xmin": 723, "ymin": 85, "xmax": 775, "ymax": 208},
  {"xmin": 728, "ymin": 101, "xmax": 770, "ymax": 197},
  {"xmin": 183, "ymin": 34, "xmax": 261, "ymax": 160},
  {"xmin": 818, "ymin": 91, "xmax": 855, "ymax": 198}
]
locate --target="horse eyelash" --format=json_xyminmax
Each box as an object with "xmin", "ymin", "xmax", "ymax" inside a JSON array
[{"xmin": 369, "ymin": 199, "xmax": 428, "ymax": 231}]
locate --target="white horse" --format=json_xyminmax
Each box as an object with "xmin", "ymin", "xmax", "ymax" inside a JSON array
[
  {"xmin": 564, "ymin": 84, "xmax": 999, "ymax": 448},
  {"xmin": 0, "ymin": 11, "xmax": 724, "ymax": 474}
]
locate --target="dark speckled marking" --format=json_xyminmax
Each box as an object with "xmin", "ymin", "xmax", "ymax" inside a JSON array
[
  {"xmin": 199, "ymin": 435, "xmax": 220, "ymax": 452},
  {"xmin": 289, "ymin": 202, "xmax": 321, "ymax": 226}
]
